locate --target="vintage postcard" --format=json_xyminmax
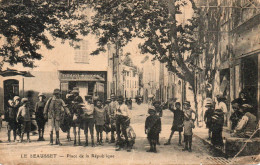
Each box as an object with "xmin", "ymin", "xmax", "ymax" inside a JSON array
[{"xmin": 0, "ymin": 0, "xmax": 259, "ymax": 164}]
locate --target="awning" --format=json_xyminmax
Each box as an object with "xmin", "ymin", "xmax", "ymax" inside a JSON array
[{"xmin": 0, "ymin": 68, "xmax": 34, "ymax": 77}]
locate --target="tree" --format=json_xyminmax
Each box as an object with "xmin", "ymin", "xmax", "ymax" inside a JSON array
[
  {"xmin": 89, "ymin": 0, "xmax": 204, "ymax": 123},
  {"xmin": 0, "ymin": 0, "xmax": 89, "ymax": 69}
]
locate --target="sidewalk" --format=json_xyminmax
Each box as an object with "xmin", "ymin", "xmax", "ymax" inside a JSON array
[{"xmin": 193, "ymin": 124, "xmax": 260, "ymax": 158}]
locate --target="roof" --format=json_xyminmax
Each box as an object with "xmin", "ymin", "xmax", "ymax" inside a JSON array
[{"xmin": 0, "ymin": 68, "xmax": 34, "ymax": 77}]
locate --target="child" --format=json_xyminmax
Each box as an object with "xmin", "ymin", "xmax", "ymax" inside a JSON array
[
  {"xmin": 35, "ymin": 93, "xmax": 47, "ymax": 141},
  {"xmin": 204, "ymin": 102, "xmax": 215, "ymax": 140},
  {"xmin": 16, "ymin": 98, "xmax": 31, "ymax": 143},
  {"xmin": 126, "ymin": 125, "xmax": 136, "ymax": 152},
  {"xmin": 164, "ymin": 102, "xmax": 184, "ymax": 146},
  {"xmin": 7, "ymin": 99, "xmax": 17, "ymax": 142},
  {"xmin": 182, "ymin": 101, "xmax": 196, "ymax": 152},
  {"xmin": 104, "ymin": 99, "xmax": 111, "ymax": 143},
  {"xmin": 94, "ymin": 99, "xmax": 105, "ymax": 145},
  {"xmin": 145, "ymin": 106, "xmax": 161, "ymax": 153}
]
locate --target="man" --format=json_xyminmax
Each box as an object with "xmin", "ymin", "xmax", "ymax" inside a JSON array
[
  {"xmin": 115, "ymin": 95, "xmax": 131, "ymax": 151},
  {"xmin": 215, "ymin": 95, "xmax": 228, "ymax": 126},
  {"xmin": 44, "ymin": 89, "xmax": 71, "ymax": 146},
  {"xmin": 230, "ymin": 98, "xmax": 244, "ymax": 131},
  {"xmin": 108, "ymin": 94, "xmax": 118, "ymax": 143},
  {"xmin": 232, "ymin": 104, "xmax": 257, "ymax": 138}
]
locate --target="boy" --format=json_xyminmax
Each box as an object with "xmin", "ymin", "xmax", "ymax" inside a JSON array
[
  {"xmin": 145, "ymin": 106, "xmax": 161, "ymax": 153},
  {"xmin": 204, "ymin": 102, "xmax": 214, "ymax": 140},
  {"xmin": 7, "ymin": 99, "xmax": 17, "ymax": 142},
  {"xmin": 94, "ymin": 99, "xmax": 105, "ymax": 145},
  {"xmin": 164, "ymin": 102, "xmax": 184, "ymax": 146},
  {"xmin": 182, "ymin": 101, "xmax": 196, "ymax": 152},
  {"xmin": 104, "ymin": 99, "xmax": 111, "ymax": 142},
  {"xmin": 126, "ymin": 125, "xmax": 136, "ymax": 152},
  {"xmin": 108, "ymin": 94, "xmax": 118, "ymax": 143},
  {"xmin": 35, "ymin": 93, "xmax": 47, "ymax": 141},
  {"xmin": 16, "ymin": 98, "xmax": 31, "ymax": 143},
  {"xmin": 81, "ymin": 95, "xmax": 95, "ymax": 147},
  {"xmin": 153, "ymin": 100, "xmax": 162, "ymax": 145}
]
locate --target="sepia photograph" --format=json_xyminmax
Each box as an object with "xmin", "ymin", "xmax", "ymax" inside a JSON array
[{"xmin": 0, "ymin": 0, "xmax": 259, "ymax": 164}]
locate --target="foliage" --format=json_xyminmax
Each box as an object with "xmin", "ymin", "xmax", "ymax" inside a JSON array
[
  {"xmin": 89, "ymin": 0, "xmax": 204, "ymax": 89},
  {"xmin": 0, "ymin": 0, "xmax": 89, "ymax": 69}
]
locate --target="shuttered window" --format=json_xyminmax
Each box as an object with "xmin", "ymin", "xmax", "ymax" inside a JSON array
[{"xmin": 74, "ymin": 40, "xmax": 89, "ymax": 63}]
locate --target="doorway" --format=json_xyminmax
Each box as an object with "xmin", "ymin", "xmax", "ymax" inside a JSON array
[{"xmin": 4, "ymin": 79, "xmax": 19, "ymax": 110}]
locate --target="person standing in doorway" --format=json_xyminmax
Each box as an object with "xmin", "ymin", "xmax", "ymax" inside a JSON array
[{"xmin": 44, "ymin": 89, "xmax": 71, "ymax": 146}]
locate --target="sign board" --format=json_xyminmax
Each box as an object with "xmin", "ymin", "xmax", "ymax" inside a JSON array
[{"xmin": 59, "ymin": 71, "xmax": 106, "ymax": 82}]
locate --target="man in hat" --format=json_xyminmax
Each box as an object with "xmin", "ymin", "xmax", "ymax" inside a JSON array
[
  {"xmin": 145, "ymin": 106, "xmax": 161, "ymax": 153},
  {"xmin": 182, "ymin": 101, "xmax": 197, "ymax": 152},
  {"xmin": 115, "ymin": 95, "xmax": 131, "ymax": 151},
  {"xmin": 204, "ymin": 101, "xmax": 215, "ymax": 140},
  {"xmin": 230, "ymin": 98, "xmax": 244, "ymax": 131},
  {"xmin": 44, "ymin": 89, "xmax": 71, "ymax": 145},
  {"xmin": 72, "ymin": 87, "xmax": 83, "ymax": 105},
  {"xmin": 35, "ymin": 93, "xmax": 47, "ymax": 141},
  {"xmin": 16, "ymin": 98, "xmax": 31, "ymax": 143},
  {"xmin": 108, "ymin": 93, "xmax": 118, "ymax": 143},
  {"xmin": 232, "ymin": 104, "xmax": 257, "ymax": 138}
]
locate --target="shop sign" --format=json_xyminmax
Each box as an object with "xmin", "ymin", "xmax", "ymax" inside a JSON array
[{"xmin": 59, "ymin": 72, "xmax": 106, "ymax": 81}]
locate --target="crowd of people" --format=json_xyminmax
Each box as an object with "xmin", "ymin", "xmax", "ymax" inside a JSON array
[
  {"xmin": 3, "ymin": 88, "xmax": 137, "ymax": 152},
  {"xmin": 2, "ymin": 88, "xmax": 259, "ymax": 154},
  {"xmin": 203, "ymin": 92, "xmax": 258, "ymax": 148}
]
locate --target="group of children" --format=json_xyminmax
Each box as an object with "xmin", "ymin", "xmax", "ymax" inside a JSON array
[
  {"xmin": 6, "ymin": 96, "xmax": 32, "ymax": 143},
  {"xmin": 145, "ymin": 101, "xmax": 196, "ymax": 153}
]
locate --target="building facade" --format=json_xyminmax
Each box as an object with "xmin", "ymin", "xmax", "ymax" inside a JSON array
[
  {"xmin": 58, "ymin": 39, "xmax": 109, "ymax": 101},
  {"xmin": 195, "ymin": 0, "xmax": 260, "ymax": 128},
  {"xmin": 122, "ymin": 65, "xmax": 139, "ymax": 99}
]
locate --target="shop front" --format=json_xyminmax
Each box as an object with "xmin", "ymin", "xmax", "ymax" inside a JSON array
[{"xmin": 58, "ymin": 71, "xmax": 107, "ymax": 101}]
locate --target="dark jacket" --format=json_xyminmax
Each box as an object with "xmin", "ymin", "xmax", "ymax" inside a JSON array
[{"xmin": 145, "ymin": 115, "xmax": 161, "ymax": 134}]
